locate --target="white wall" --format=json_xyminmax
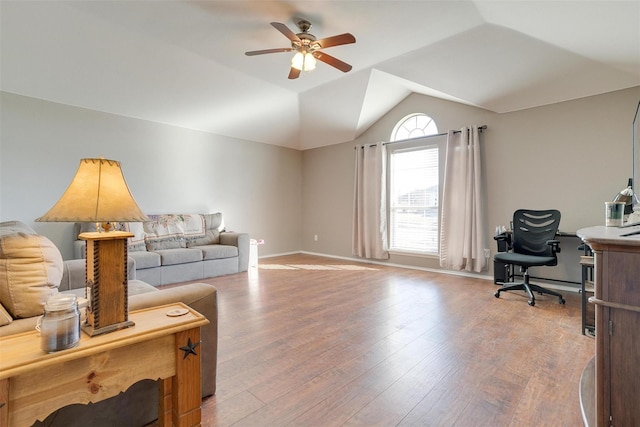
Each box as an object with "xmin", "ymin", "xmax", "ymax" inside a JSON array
[
  {"xmin": 301, "ymin": 86, "xmax": 640, "ymax": 283},
  {"xmin": 0, "ymin": 92, "xmax": 303, "ymax": 259},
  {"xmin": 3, "ymin": 86, "xmax": 639, "ymax": 282}
]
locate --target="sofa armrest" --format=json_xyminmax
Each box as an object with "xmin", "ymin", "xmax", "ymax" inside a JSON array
[
  {"xmin": 220, "ymin": 232, "xmax": 250, "ymax": 272},
  {"xmin": 128, "ymin": 283, "xmax": 218, "ymax": 397},
  {"xmin": 59, "ymin": 258, "xmax": 136, "ymax": 292},
  {"xmin": 73, "ymin": 240, "xmax": 86, "ymax": 259}
]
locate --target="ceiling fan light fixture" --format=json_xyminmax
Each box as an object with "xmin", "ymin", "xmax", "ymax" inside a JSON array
[
  {"xmin": 246, "ymin": 21, "xmax": 354, "ymax": 79},
  {"xmin": 291, "ymin": 51, "xmax": 316, "ymax": 71},
  {"xmin": 305, "ymin": 53, "xmax": 317, "ymax": 71}
]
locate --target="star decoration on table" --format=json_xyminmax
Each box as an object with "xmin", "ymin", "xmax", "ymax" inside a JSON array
[{"xmin": 179, "ymin": 338, "xmax": 200, "ymax": 360}]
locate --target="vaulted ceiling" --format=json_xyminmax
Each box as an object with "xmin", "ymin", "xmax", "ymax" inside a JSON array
[{"xmin": 1, "ymin": 1, "xmax": 639, "ymax": 150}]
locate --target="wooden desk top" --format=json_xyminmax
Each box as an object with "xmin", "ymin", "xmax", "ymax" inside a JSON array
[
  {"xmin": 577, "ymin": 225, "xmax": 640, "ymax": 249},
  {"xmin": 0, "ymin": 303, "xmax": 209, "ymax": 380}
]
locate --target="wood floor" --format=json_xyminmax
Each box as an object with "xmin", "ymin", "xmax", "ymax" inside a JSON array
[{"xmin": 166, "ymin": 253, "xmax": 595, "ymax": 426}]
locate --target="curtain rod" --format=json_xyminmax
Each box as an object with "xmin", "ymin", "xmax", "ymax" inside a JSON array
[
  {"xmin": 382, "ymin": 125, "xmax": 487, "ymax": 146},
  {"xmin": 355, "ymin": 125, "xmax": 487, "ymax": 149}
]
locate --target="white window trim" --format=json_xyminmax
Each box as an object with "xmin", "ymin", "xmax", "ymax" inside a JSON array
[
  {"xmin": 386, "ymin": 135, "xmax": 447, "ymax": 256},
  {"xmin": 390, "ymin": 113, "xmax": 439, "ymax": 142}
]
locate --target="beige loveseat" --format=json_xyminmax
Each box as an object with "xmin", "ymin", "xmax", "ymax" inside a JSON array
[
  {"xmin": 73, "ymin": 212, "xmax": 250, "ymax": 286},
  {"xmin": 0, "ymin": 221, "xmax": 218, "ymax": 426}
]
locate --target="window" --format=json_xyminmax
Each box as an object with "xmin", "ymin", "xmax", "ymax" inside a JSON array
[
  {"xmin": 388, "ymin": 114, "xmax": 441, "ymax": 254},
  {"xmin": 390, "ymin": 113, "xmax": 438, "ymax": 142}
]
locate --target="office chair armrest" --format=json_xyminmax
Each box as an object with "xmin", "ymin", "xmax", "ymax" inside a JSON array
[
  {"xmin": 547, "ymin": 239, "xmax": 561, "ymax": 254},
  {"xmin": 493, "ymin": 233, "xmax": 511, "ymax": 242},
  {"xmin": 494, "ymin": 232, "xmax": 512, "ymax": 251}
]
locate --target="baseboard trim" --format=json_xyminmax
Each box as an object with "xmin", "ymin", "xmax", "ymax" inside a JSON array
[{"xmin": 259, "ymin": 251, "xmax": 581, "ymax": 294}]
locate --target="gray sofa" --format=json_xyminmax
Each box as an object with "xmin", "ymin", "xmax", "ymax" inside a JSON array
[
  {"xmin": 0, "ymin": 221, "xmax": 218, "ymax": 427},
  {"xmin": 73, "ymin": 212, "xmax": 250, "ymax": 286}
]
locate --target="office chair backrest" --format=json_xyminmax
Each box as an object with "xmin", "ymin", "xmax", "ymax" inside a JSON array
[{"xmin": 512, "ymin": 209, "xmax": 561, "ymax": 258}]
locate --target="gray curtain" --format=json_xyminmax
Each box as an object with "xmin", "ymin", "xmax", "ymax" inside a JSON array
[
  {"xmin": 352, "ymin": 143, "xmax": 389, "ymax": 259},
  {"xmin": 439, "ymin": 126, "xmax": 487, "ymax": 272}
]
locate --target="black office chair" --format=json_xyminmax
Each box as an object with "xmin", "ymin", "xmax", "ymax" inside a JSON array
[{"xmin": 494, "ymin": 209, "xmax": 565, "ymax": 306}]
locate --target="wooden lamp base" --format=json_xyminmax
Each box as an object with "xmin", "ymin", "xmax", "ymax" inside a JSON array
[{"xmin": 79, "ymin": 231, "xmax": 135, "ymax": 336}]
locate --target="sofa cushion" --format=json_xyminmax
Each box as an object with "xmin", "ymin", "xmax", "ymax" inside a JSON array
[
  {"xmin": 65, "ymin": 279, "xmax": 161, "ymax": 301},
  {"xmin": 144, "ymin": 215, "xmax": 185, "ymax": 250},
  {"xmin": 186, "ymin": 230, "xmax": 220, "ymax": 247},
  {"xmin": 127, "ymin": 279, "xmax": 158, "ymax": 296},
  {"xmin": 0, "ymin": 302, "xmax": 13, "ymax": 326},
  {"xmin": 198, "ymin": 244, "xmax": 238, "ymax": 260},
  {"xmin": 129, "ymin": 251, "xmax": 161, "ymax": 269},
  {"xmin": 156, "ymin": 248, "xmax": 203, "ymax": 266},
  {"xmin": 143, "ymin": 214, "xmax": 206, "ymax": 250},
  {"xmin": 0, "ymin": 221, "xmax": 62, "ymax": 318},
  {"xmin": 202, "ymin": 213, "xmax": 225, "ymax": 232},
  {"xmin": 123, "ymin": 222, "xmax": 147, "ymax": 252},
  {"xmin": 146, "ymin": 238, "xmax": 183, "ymax": 250},
  {"xmin": 186, "ymin": 213, "xmax": 224, "ymax": 247}
]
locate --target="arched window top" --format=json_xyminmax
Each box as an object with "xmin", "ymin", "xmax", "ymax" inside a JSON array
[{"xmin": 390, "ymin": 113, "xmax": 438, "ymax": 142}]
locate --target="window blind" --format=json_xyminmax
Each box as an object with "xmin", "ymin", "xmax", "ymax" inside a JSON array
[{"xmin": 389, "ymin": 146, "xmax": 439, "ymax": 253}]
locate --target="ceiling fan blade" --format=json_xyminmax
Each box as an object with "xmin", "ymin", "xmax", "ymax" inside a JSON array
[
  {"xmin": 315, "ymin": 33, "xmax": 356, "ymax": 49},
  {"xmin": 313, "ymin": 51, "xmax": 352, "ymax": 73},
  {"xmin": 288, "ymin": 67, "xmax": 301, "ymax": 80},
  {"xmin": 245, "ymin": 48, "xmax": 294, "ymax": 56},
  {"xmin": 271, "ymin": 22, "xmax": 301, "ymax": 43}
]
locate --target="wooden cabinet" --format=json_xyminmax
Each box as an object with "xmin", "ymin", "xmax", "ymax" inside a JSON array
[
  {"xmin": 577, "ymin": 226, "xmax": 640, "ymax": 426},
  {"xmin": 0, "ymin": 303, "xmax": 208, "ymax": 427},
  {"xmin": 580, "ymin": 254, "xmax": 595, "ymax": 335}
]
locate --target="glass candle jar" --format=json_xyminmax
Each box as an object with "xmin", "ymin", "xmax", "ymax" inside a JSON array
[{"xmin": 39, "ymin": 294, "xmax": 80, "ymax": 353}]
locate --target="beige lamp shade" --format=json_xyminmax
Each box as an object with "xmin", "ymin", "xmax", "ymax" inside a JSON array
[{"xmin": 36, "ymin": 158, "xmax": 148, "ymax": 223}]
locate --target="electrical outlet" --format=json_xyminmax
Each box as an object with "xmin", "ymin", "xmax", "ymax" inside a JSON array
[
  {"xmin": 483, "ymin": 248, "xmax": 490, "ymax": 258},
  {"xmin": 314, "ymin": 234, "xmax": 318, "ymax": 241}
]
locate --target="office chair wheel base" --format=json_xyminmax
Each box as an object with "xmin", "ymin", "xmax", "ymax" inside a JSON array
[
  {"xmin": 559, "ymin": 297, "xmax": 565, "ymax": 305},
  {"xmin": 494, "ymin": 291, "xmax": 500, "ymax": 298},
  {"xmin": 528, "ymin": 300, "xmax": 535, "ymax": 306}
]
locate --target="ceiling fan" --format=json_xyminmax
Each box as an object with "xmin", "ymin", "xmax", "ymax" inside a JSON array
[{"xmin": 245, "ymin": 19, "xmax": 356, "ymax": 79}]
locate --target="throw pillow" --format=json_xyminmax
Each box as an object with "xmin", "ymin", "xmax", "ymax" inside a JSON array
[
  {"xmin": 0, "ymin": 223, "xmax": 62, "ymax": 318},
  {"xmin": 0, "ymin": 302, "xmax": 12, "ymax": 326}
]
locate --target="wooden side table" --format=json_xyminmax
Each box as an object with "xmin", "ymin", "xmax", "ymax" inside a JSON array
[{"xmin": 0, "ymin": 302, "xmax": 209, "ymax": 427}]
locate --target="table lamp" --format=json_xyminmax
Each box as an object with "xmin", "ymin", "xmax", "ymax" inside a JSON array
[{"xmin": 37, "ymin": 158, "xmax": 148, "ymax": 336}]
